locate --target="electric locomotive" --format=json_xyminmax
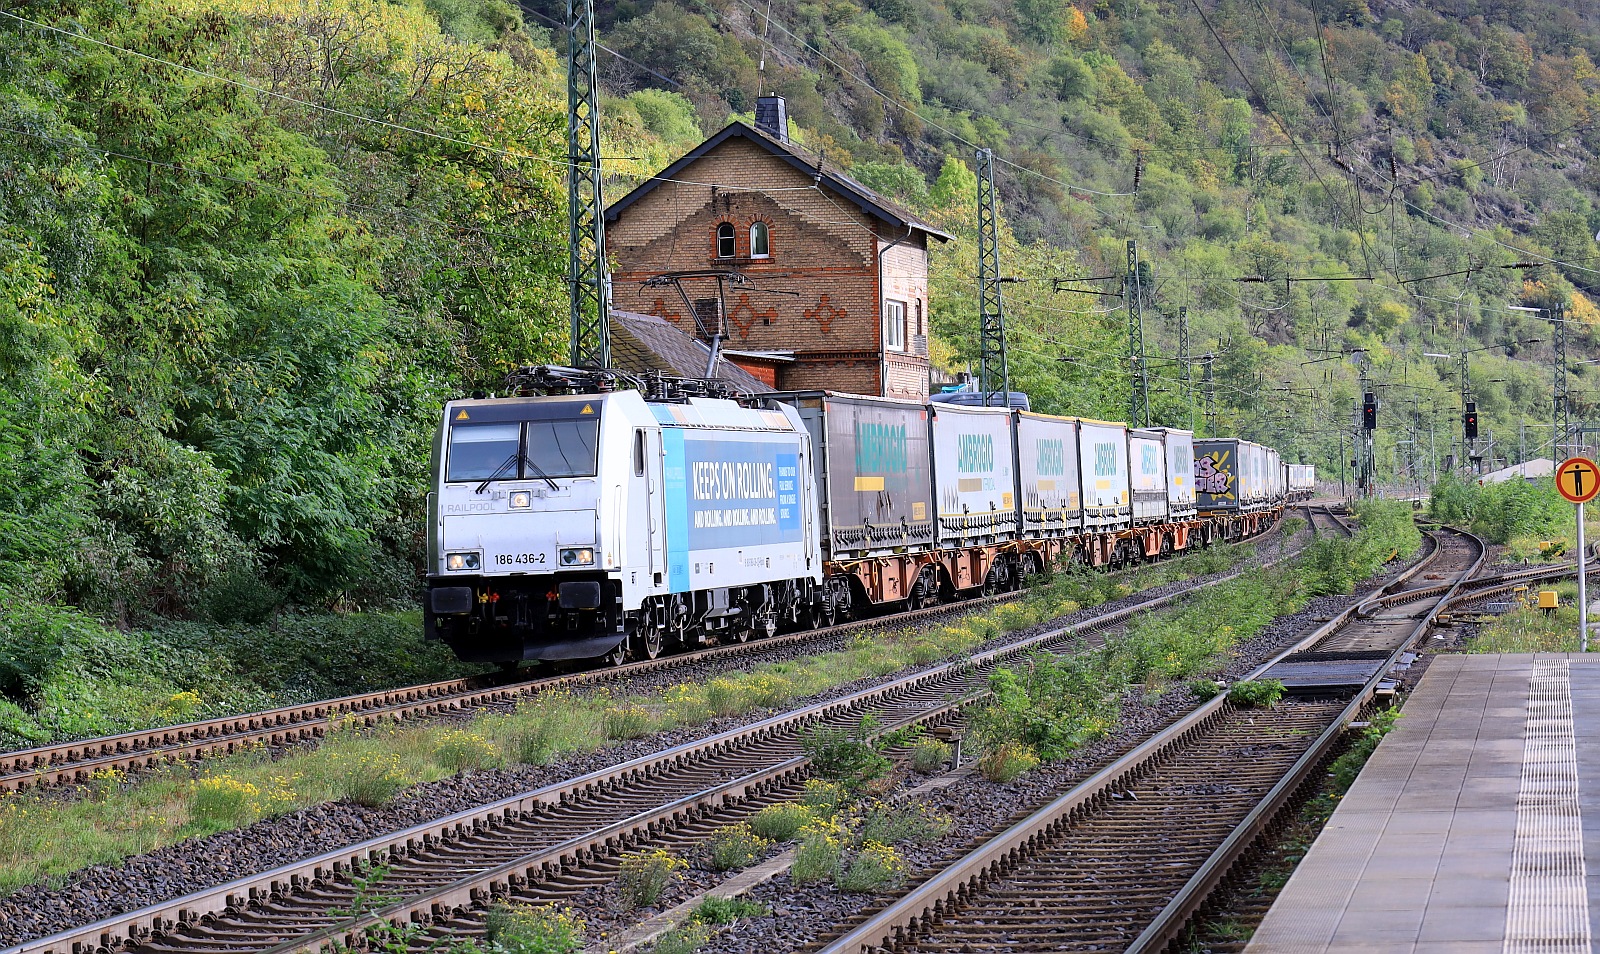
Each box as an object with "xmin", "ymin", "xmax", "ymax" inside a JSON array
[{"xmin": 424, "ymin": 374, "xmax": 823, "ymax": 665}]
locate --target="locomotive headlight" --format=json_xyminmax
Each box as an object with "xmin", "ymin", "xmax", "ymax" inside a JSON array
[
  {"xmin": 559, "ymin": 547, "xmax": 594, "ymax": 566},
  {"xmin": 509, "ymin": 491, "xmax": 532, "ymax": 510},
  {"xmin": 445, "ymin": 551, "xmax": 481, "ymax": 571}
]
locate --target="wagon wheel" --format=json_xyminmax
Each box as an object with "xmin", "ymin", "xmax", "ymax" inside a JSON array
[
  {"xmin": 601, "ymin": 637, "xmax": 629, "ymax": 667},
  {"xmin": 631, "ymin": 602, "xmax": 663, "ymax": 661},
  {"xmin": 808, "ymin": 597, "xmax": 828, "ymax": 630}
]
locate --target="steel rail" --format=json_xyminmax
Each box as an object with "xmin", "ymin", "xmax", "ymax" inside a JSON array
[
  {"xmin": 1123, "ymin": 525, "xmax": 1487, "ymax": 953},
  {"xmin": 6, "ymin": 528, "xmax": 1303, "ymax": 954},
  {"xmin": 0, "ymin": 521, "xmax": 1297, "ymax": 794},
  {"xmin": 812, "ymin": 524, "xmax": 1486, "ymax": 954}
]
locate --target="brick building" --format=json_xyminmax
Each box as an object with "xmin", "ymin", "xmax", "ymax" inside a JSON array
[{"xmin": 604, "ymin": 97, "xmax": 951, "ymax": 400}]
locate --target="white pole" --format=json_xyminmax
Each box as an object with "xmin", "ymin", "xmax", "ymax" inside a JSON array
[{"xmin": 1580, "ymin": 500, "xmax": 1589, "ymax": 653}]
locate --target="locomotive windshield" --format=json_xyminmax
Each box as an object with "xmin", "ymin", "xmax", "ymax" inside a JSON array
[{"xmin": 445, "ymin": 419, "xmax": 600, "ymax": 483}]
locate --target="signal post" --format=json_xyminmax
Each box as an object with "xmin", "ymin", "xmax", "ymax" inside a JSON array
[{"xmin": 1556, "ymin": 456, "xmax": 1600, "ymax": 651}]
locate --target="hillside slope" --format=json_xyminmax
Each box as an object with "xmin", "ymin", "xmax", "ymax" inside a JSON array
[{"xmin": 579, "ymin": 0, "xmax": 1600, "ymax": 467}]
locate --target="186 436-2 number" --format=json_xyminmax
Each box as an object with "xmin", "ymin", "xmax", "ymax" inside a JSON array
[{"xmin": 495, "ymin": 553, "xmax": 546, "ymax": 566}]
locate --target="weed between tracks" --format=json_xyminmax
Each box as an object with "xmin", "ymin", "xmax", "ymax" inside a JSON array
[
  {"xmin": 0, "ymin": 542, "xmax": 1260, "ymax": 896},
  {"xmin": 967, "ymin": 500, "xmax": 1420, "ymax": 781}
]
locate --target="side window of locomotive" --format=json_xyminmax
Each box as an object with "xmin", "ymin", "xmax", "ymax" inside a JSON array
[
  {"xmin": 526, "ymin": 419, "xmax": 602, "ymax": 478},
  {"xmin": 446, "ymin": 422, "xmax": 522, "ymax": 482},
  {"xmin": 633, "ymin": 429, "xmax": 646, "ymax": 476}
]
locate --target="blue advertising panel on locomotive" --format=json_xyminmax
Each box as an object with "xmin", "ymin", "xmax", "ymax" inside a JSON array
[{"xmin": 662, "ymin": 430, "xmax": 802, "ymax": 592}]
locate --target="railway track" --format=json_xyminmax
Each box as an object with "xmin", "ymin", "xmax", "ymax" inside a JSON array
[
  {"xmin": 7, "ymin": 534, "xmax": 1315, "ymax": 954},
  {"xmin": 0, "ymin": 522, "xmax": 1297, "ymax": 795},
  {"xmin": 807, "ymin": 523, "xmax": 1489, "ymax": 954},
  {"xmin": 1302, "ymin": 503, "xmax": 1354, "ymax": 537}
]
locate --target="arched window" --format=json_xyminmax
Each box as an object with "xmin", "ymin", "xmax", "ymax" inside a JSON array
[
  {"xmin": 715, "ymin": 222, "xmax": 736, "ymax": 258},
  {"xmin": 750, "ymin": 222, "xmax": 770, "ymax": 258}
]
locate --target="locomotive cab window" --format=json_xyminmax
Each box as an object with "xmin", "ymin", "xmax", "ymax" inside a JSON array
[
  {"xmin": 446, "ymin": 422, "xmax": 521, "ymax": 482},
  {"xmin": 715, "ymin": 222, "xmax": 736, "ymax": 258},
  {"xmin": 750, "ymin": 222, "xmax": 769, "ymax": 258},
  {"xmin": 525, "ymin": 420, "xmax": 600, "ymax": 478},
  {"xmin": 445, "ymin": 418, "xmax": 601, "ymax": 483}
]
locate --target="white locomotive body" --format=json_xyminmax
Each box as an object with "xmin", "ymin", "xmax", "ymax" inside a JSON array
[{"xmin": 425, "ymin": 391, "xmax": 821, "ymax": 663}]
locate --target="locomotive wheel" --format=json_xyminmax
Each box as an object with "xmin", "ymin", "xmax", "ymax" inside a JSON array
[
  {"xmin": 601, "ymin": 638, "xmax": 629, "ymax": 667},
  {"xmin": 632, "ymin": 604, "xmax": 663, "ymax": 660}
]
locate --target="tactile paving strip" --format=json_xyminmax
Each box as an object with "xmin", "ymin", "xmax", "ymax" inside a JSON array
[{"xmin": 1505, "ymin": 658, "xmax": 1591, "ymax": 954}]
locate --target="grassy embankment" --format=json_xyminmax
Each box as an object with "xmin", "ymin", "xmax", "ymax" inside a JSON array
[{"xmin": 0, "ymin": 538, "xmax": 1265, "ymax": 895}]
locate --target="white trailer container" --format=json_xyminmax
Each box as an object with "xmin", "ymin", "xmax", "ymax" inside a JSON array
[
  {"xmin": 1154, "ymin": 427, "xmax": 1196, "ymax": 518},
  {"xmin": 929, "ymin": 402, "xmax": 1018, "ymax": 548},
  {"xmin": 1015, "ymin": 411, "xmax": 1082, "ymax": 539},
  {"xmin": 1128, "ymin": 428, "xmax": 1169, "ymax": 525},
  {"xmin": 1077, "ymin": 418, "xmax": 1130, "ymax": 531}
]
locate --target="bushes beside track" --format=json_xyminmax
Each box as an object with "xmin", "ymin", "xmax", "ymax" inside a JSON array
[
  {"xmin": 0, "ymin": 606, "xmax": 478, "ymax": 748},
  {"xmin": 1428, "ymin": 474, "xmax": 1582, "ymax": 557},
  {"xmin": 1300, "ymin": 499, "xmax": 1423, "ymax": 597}
]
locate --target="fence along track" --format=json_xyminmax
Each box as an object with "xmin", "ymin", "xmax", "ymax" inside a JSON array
[
  {"xmin": 0, "ymin": 519, "xmax": 1300, "ymax": 795},
  {"xmin": 810, "ymin": 524, "xmax": 1488, "ymax": 954},
  {"xmin": 7, "ymin": 533, "xmax": 1307, "ymax": 954}
]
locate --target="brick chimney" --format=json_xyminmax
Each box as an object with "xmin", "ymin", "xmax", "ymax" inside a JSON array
[{"xmin": 754, "ymin": 96, "xmax": 788, "ymax": 143}]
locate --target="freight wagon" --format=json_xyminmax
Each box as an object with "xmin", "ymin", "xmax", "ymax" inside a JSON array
[
  {"xmin": 1193, "ymin": 437, "xmax": 1278, "ymax": 539},
  {"xmin": 1285, "ymin": 463, "xmax": 1317, "ymax": 502}
]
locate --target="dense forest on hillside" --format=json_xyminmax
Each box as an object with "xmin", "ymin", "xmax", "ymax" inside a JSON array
[{"xmin": 1, "ymin": 0, "xmax": 1598, "ymax": 740}]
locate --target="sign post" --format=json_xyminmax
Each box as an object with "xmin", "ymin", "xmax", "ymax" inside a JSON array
[{"xmin": 1555, "ymin": 457, "xmax": 1600, "ymax": 651}]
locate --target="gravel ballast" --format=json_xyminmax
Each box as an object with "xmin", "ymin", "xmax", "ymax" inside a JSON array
[{"xmin": 0, "ymin": 530, "xmax": 1314, "ymax": 946}]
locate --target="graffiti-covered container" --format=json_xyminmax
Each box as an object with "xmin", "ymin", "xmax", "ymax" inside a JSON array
[
  {"xmin": 930, "ymin": 402, "xmax": 1018, "ymax": 548},
  {"xmin": 1078, "ymin": 419, "xmax": 1130, "ymax": 531},
  {"xmin": 1194, "ymin": 438, "xmax": 1243, "ymax": 512},
  {"xmin": 1128, "ymin": 428, "xmax": 1169, "ymax": 524},
  {"xmin": 1015, "ymin": 411, "xmax": 1082, "ymax": 539},
  {"xmin": 768, "ymin": 391, "xmax": 934, "ymax": 561}
]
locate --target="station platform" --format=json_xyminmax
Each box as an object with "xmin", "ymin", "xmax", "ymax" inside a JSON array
[{"xmin": 1247, "ymin": 653, "xmax": 1599, "ymax": 953}]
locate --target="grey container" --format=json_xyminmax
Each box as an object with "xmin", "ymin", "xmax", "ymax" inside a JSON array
[{"xmin": 765, "ymin": 391, "xmax": 935, "ymax": 560}]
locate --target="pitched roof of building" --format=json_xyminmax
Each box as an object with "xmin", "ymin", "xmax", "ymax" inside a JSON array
[
  {"xmin": 609, "ymin": 309, "xmax": 772, "ymax": 394},
  {"xmin": 604, "ymin": 121, "xmax": 955, "ymax": 243}
]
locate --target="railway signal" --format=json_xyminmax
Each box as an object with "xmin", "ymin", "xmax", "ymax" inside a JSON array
[
  {"xmin": 1361, "ymin": 392, "xmax": 1377, "ymax": 430},
  {"xmin": 1555, "ymin": 456, "xmax": 1600, "ymax": 651},
  {"xmin": 1463, "ymin": 402, "xmax": 1478, "ymax": 440}
]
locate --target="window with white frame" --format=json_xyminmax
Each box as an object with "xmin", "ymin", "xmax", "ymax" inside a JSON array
[
  {"xmin": 715, "ymin": 222, "xmax": 735, "ymax": 258},
  {"xmin": 883, "ymin": 299, "xmax": 907, "ymax": 352},
  {"xmin": 750, "ymin": 222, "xmax": 770, "ymax": 258}
]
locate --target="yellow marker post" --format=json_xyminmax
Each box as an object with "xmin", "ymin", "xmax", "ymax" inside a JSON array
[{"xmin": 1555, "ymin": 457, "xmax": 1600, "ymax": 650}]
